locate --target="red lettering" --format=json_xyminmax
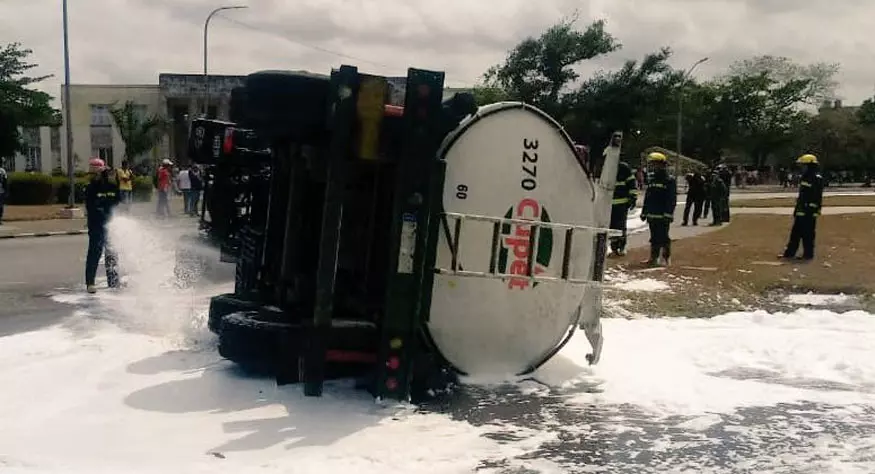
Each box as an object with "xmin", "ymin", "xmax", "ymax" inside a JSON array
[
  {"xmin": 517, "ymin": 198, "xmax": 540, "ymax": 219},
  {"xmin": 505, "ymin": 198, "xmax": 547, "ymax": 290},
  {"xmin": 507, "ymin": 265, "xmax": 546, "ymax": 290},
  {"xmin": 505, "ymin": 235, "xmax": 529, "ymax": 260},
  {"xmin": 508, "ymin": 277, "xmax": 528, "ymax": 290}
]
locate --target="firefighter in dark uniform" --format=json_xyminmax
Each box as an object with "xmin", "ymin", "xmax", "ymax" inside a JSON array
[
  {"xmin": 780, "ymin": 154, "xmax": 824, "ymax": 261},
  {"xmin": 641, "ymin": 152, "xmax": 677, "ymax": 266},
  {"xmin": 702, "ymin": 169, "xmax": 712, "ymax": 220},
  {"xmin": 85, "ymin": 158, "xmax": 121, "ymax": 293},
  {"xmin": 682, "ymin": 170, "xmax": 706, "ymax": 226},
  {"xmin": 609, "ymin": 161, "xmax": 638, "ymax": 256},
  {"xmin": 718, "ymin": 164, "xmax": 732, "ymax": 222},
  {"xmin": 708, "ymin": 169, "xmax": 727, "ymax": 226}
]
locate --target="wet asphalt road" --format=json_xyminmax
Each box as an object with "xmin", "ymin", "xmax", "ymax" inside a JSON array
[
  {"xmin": 0, "ymin": 234, "xmax": 87, "ymax": 336},
  {"xmin": 420, "ymin": 383, "xmax": 875, "ymax": 473}
]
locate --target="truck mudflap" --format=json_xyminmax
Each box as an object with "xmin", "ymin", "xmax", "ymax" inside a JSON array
[{"xmin": 424, "ymin": 101, "xmax": 623, "ymax": 377}]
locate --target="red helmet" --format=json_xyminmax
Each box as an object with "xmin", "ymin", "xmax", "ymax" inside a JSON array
[{"xmin": 89, "ymin": 158, "xmax": 106, "ymax": 169}]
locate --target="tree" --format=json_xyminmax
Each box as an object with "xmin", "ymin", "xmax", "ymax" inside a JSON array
[
  {"xmin": 710, "ymin": 69, "xmax": 814, "ymax": 167},
  {"xmin": 109, "ymin": 101, "xmax": 169, "ymax": 165},
  {"xmin": 563, "ymin": 47, "xmax": 682, "ymax": 162},
  {"xmin": 857, "ymin": 97, "xmax": 875, "ymax": 126},
  {"xmin": 726, "ymin": 55, "xmax": 840, "ymax": 106},
  {"xmin": 481, "ymin": 16, "xmax": 620, "ymax": 117},
  {"xmin": 0, "ymin": 43, "xmax": 60, "ymax": 159}
]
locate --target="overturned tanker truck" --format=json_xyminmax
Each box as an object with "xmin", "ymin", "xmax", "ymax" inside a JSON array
[{"xmin": 191, "ymin": 64, "xmax": 623, "ymax": 402}]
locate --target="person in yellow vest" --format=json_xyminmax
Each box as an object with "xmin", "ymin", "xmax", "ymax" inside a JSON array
[{"xmin": 116, "ymin": 160, "xmax": 134, "ymax": 209}]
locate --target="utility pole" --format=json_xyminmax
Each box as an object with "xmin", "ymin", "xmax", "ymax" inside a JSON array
[
  {"xmin": 62, "ymin": 0, "xmax": 75, "ymax": 208},
  {"xmin": 675, "ymin": 57, "xmax": 709, "ymax": 176},
  {"xmin": 203, "ymin": 5, "xmax": 248, "ymax": 117}
]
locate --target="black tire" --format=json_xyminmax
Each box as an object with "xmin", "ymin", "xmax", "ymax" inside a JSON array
[
  {"xmin": 244, "ymin": 70, "xmax": 330, "ymax": 141},
  {"xmin": 207, "ymin": 293, "xmax": 259, "ymax": 334},
  {"xmin": 218, "ymin": 310, "xmax": 298, "ymax": 374}
]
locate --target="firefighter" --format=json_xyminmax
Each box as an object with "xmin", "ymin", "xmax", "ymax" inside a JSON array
[
  {"xmin": 85, "ymin": 158, "xmax": 121, "ymax": 293},
  {"xmin": 708, "ymin": 169, "xmax": 727, "ymax": 226},
  {"xmin": 702, "ymin": 169, "xmax": 712, "ymax": 220},
  {"xmin": 718, "ymin": 164, "xmax": 732, "ymax": 222},
  {"xmin": 609, "ymin": 160, "xmax": 638, "ymax": 256},
  {"xmin": 682, "ymin": 170, "xmax": 706, "ymax": 226},
  {"xmin": 779, "ymin": 154, "xmax": 824, "ymax": 261},
  {"xmin": 640, "ymin": 152, "xmax": 677, "ymax": 266}
]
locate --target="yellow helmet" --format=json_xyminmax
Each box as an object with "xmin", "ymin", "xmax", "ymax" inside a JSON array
[
  {"xmin": 796, "ymin": 154, "xmax": 818, "ymax": 164},
  {"xmin": 647, "ymin": 152, "xmax": 667, "ymax": 162}
]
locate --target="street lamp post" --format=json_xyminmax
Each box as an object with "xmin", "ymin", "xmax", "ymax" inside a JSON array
[
  {"xmin": 203, "ymin": 5, "xmax": 248, "ymax": 117},
  {"xmin": 62, "ymin": 0, "xmax": 75, "ymax": 208},
  {"xmin": 675, "ymin": 57, "xmax": 709, "ymax": 175}
]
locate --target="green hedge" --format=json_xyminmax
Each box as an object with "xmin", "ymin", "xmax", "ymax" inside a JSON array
[
  {"xmin": 53, "ymin": 176, "xmax": 90, "ymax": 204},
  {"xmin": 6, "ymin": 172, "xmax": 154, "ymax": 205},
  {"xmin": 6, "ymin": 173, "xmax": 56, "ymax": 205}
]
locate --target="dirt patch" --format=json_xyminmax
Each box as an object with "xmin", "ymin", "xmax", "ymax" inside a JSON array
[
  {"xmin": 2, "ymin": 205, "xmax": 69, "ymax": 221},
  {"xmin": 606, "ymin": 214, "xmax": 875, "ymax": 317},
  {"xmin": 732, "ymin": 194, "xmax": 875, "ymax": 208}
]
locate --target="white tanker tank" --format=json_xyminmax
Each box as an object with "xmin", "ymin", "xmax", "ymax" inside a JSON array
[{"xmin": 427, "ymin": 102, "xmax": 622, "ymax": 378}]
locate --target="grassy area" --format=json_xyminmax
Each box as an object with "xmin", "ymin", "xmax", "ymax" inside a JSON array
[
  {"xmin": 732, "ymin": 194, "xmax": 875, "ymax": 208},
  {"xmin": 606, "ymin": 213, "xmax": 875, "ymax": 317},
  {"xmin": 2, "ymin": 204, "xmax": 70, "ymax": 221}
]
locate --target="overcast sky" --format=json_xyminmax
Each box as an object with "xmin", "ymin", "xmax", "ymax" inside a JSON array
[{"xmin": 2, "ymin": 0, "xmax": 873, "ymax": 104}]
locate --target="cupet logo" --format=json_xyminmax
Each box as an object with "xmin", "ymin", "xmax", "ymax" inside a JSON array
[{"xmin": 497, "ymin": 198, "xmax": 553, "ymax": 290}]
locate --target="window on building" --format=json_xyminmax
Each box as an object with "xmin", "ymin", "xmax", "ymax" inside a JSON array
[
  {"xmin": 89, "ymin": 104, "xmax": 115, "ymax": 166},
  {"xmin": 22, "ymin": 127, "xmax": 41, "ymax": 146},
  {"xmin": 90, "ymin": 104, "xmax": 113, "ymax": 126},
  {"xmin": 50, "ymin": 126, "xmax": 62, "ymax": 172},
  {"xmin": 90, "ymin": 117, "xmax": 114, "ymax": 167},
  {"xmin": 19, "ymin": 127, "xmax": 42, "ymax": 172},
  {"xmin": 24, "ymin": 146, "xmax": 41, "ymax": 172},
  {"xmin": 93, "ymin": 147, "xmax": 114, "ymax": 165},
  {"xmin": 50, "ymin": 126, "xmax": 61, "ymax": 151}
]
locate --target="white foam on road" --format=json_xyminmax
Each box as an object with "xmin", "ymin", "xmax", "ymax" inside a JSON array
[
  {"xmin": 0, "ymin": 322, "xmax": 507, "ymax": 474},
  {"xmin": 3, "ymin": 305, "xmax": 875, "ymax": 472},
  {"xmin": 548, "ymin": 309, "xmax": 875, "ymax": 413},
  {"xmin": 784, "ymin": 292, "xmax": 858, "ymax": 306},
  {"xmin": 612, "ymin": 278, "xmax": 670, "ymax": 292}
]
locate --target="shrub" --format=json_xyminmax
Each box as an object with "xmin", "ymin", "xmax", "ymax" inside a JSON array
[
  {"xmin": 50, "ymin": 168, "xmax": 88, "ymax": 178},
  {"xmin": 54, "ymin": 176, "xmax": 90, "ymax": 204},
  {"xmin": 132, "ymin": 176, "xmax": 153, "ymax": 202},
  {"xmin": 6, "ymin": 172, "xmax": 56, "ymax": 205}
]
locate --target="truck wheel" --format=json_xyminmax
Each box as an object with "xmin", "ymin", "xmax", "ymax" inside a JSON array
[
  {"xmin": 244, "ymin": 70, "xmax": 330, "ymax": 140},
  {"xmin": 207, "ymin": 293, "xmax": 259, "ymax": 334},
  {"xmin": 217, "ymin": 311, "xmax": 298, "ymax": 375}
]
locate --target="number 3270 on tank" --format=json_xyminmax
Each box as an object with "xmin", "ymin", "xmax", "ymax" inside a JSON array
[{"xmin": 521, "ymin": 138, "xmax": 538, "ymax": 191}]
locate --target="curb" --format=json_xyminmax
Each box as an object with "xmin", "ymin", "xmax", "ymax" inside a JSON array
[{"xmin": 0, "ymin": 229, "xmax": 88, "ymax": 240}]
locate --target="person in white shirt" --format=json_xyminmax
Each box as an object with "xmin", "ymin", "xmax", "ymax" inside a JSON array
[{"xmin": 176, "ymin": 166, "xmax": 193, "ymax": 215}]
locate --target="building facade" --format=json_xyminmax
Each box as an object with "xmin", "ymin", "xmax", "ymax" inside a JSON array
[
  {"xmin": 5, "ymin": 126, "xmax": 61, "ymax": 173},
  {"xmin": 2, "ymin": 74, "xmax": 473, "ymax": 174}
]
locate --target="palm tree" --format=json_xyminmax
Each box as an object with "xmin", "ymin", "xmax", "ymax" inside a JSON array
[{"xmin": 109, "ymin": 100, "xmax": 169, "ymax": 168}]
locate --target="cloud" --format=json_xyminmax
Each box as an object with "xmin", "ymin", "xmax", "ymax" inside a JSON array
[{"xmin": 1, "ymin": 0, "xmax": 873, "ymax": 103}]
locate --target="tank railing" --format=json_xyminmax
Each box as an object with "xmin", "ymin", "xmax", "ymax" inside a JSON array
[{"xmin": 436, "ymin": 211, "xmax": 622, "ymax": 285}]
